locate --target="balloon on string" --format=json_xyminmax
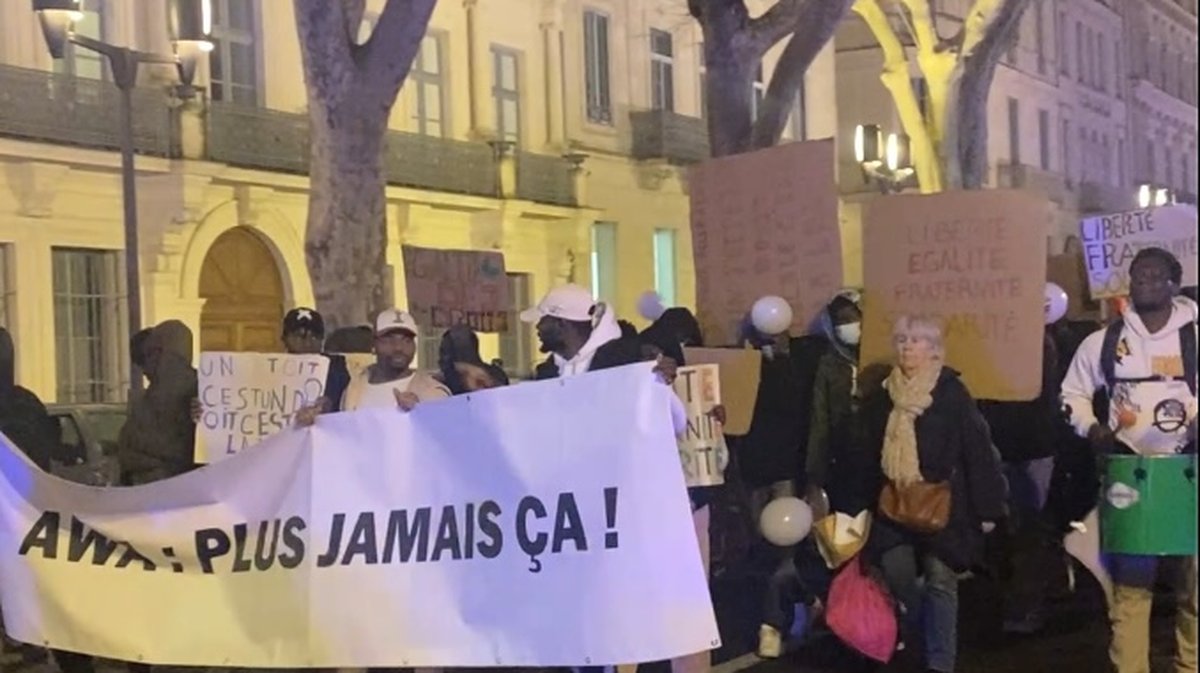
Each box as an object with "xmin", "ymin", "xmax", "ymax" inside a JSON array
[
  {"xmin": 760, "ymin": 496, "xmax": 813, "ymax": 547},
  {"xmin": 751, "ymin": 296, "xmax": 793, "ymax": 336},
  {"xmin": 1044, "ymin": 282, "xmax": 1069, "ymax": 325},
  {"xmin": 637, "ymin": 291, "xmax": 666, "ymax": 322}
]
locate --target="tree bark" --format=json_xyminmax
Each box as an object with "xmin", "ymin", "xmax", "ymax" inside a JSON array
[{"xmin": 295, "ymin": 0, "xmax": 435, "ymax": 328}]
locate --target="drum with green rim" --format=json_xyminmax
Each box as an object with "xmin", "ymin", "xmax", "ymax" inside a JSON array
[{"xmin": 1101, "ymin": 454, "xmax": 1198, "ymax": 556}]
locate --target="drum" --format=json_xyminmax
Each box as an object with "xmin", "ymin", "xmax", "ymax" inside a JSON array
[{"xmin": 1101, "ymin": 454, "xmax": 1198, "ymax": 556}]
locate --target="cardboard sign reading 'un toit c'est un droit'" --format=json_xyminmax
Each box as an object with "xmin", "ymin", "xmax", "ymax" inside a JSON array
[
  {"xmin": 195, "ymin": 352, "xmax": 329, "ymax": 463},
  {"xmin": 860, "ymin": 190, "xmax": 1048, "ymax": 402}
]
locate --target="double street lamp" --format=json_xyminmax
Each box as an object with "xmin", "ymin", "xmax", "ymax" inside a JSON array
[
  {"xmin": 1136, "ymin": 183, "xmax": 1174, "ymax": 209},
  {"xmin": 32, "ymin": 0, "xmax": 211, "ymax": 393},
  {"xmin": 854, "ymin": 123, "xmax": 915, "ymax": 194}
]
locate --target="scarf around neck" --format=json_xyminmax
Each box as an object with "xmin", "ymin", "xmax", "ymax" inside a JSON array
[{"xmin": 881, "ymin": 364, "xmax": 942, "ymax": 486}]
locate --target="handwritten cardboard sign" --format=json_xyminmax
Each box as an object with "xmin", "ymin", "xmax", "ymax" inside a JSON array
[
  {"xmin": 682, "ymin": 347, "xmax": 762, "ymax": 436},
  {"xmin": 1079, "ymin": 205, "xmax": 1198, "ymax": 299},
  {"xmin": 196, "ymin": 352, "xmax": 330, "ymax": 463},
  {"xmin": 672, "ymin": 365, "xmax": 728, "ymax": 487},
  {"xmin": 402, "ymin": 245, "xmax": 510, "ymax": 333},
  {"xmin": 860, "ymin": 190, "xmax": 1048, "ymax": 401},
  {"xmin": 689, "ymin": 140, "xmax": 842, "ymax": 345}
]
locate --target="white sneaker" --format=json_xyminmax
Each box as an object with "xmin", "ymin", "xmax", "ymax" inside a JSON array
[{"xmin": 758, "ymin": 624, "xmax": 783, "ymax": 658}]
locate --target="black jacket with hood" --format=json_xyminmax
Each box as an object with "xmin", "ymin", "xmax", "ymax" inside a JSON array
[
  {"xmin": 0, "ymin": 329, "xmax": 56, "ymax": 471},
  {"xmin": 118, "ymin": 320, "xmax": 198, "ymax": 484}
]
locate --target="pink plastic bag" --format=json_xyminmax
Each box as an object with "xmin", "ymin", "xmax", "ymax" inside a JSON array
[{"xmin": 826, "ymin": 555, "xmax": 898, "ymax": 663}]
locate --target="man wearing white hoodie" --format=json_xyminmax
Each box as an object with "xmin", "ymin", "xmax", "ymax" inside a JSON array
[{"xmin": 1060, "ymin": 247, "xmax": 1198, "ymax": 673}]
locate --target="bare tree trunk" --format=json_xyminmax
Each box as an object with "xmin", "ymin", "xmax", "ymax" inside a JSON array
[
  {"xmin": 306, "ymin": 103, "xmax": 391, "ymax": 327},
  {"xmin": 295, "ymin": 0, "xmax": 435, "ymax": 329},
  {"xmin": 706, "ymin": 56, "xmax": 757, "ymax": 157}
]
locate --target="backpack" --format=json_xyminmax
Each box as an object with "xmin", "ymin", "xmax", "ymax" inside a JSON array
[{"xmin": 1099, "ymin": 318, "xmax": 1198, "ymax": 396}]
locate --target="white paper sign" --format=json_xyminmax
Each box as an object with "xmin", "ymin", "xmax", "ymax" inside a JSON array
[
  {"xmin": 1079, "ymin": 205, "xmax": 1199, "ymax": 299},
  {"xmin": 0, "ymin": 364, "xmax": 719, "ymax": 667},
  {"xmin": 196, "ymin": 352, "xmax": 329, "ymax": 463},
  {"xmin": 673, "ymin": 365, "xmax": 728, "ymax": 487}
]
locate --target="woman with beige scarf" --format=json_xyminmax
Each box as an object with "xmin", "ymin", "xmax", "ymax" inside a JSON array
[{"xmin": 860, "ymin": 316, "xmax": 1008, "ymax": 673}]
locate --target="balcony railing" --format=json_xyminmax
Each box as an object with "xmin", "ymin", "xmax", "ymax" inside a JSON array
[
  {"xmin": 630, "ymin": 109, "xmax": 710, "ymax": 164},
  {"xmin": 996, "ymin": 163, "xmax": 1069, "ymax": 204},
  {"xmin": 0, "ymin": 64, "xmax": 176, "ymax": 157},
  {"xmin": 384, "ymin": 131, "xmax": 497, "ymax": 197},
  {"xmin": 207, "ymin": 101, "xmax": 309, "ymax": 174},
  {"xmin": 515, "ymin": 151, "xmax": 575, "ymax": 206}
]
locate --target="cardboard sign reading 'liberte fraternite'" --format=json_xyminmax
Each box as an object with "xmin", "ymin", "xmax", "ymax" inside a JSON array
[
  {"xmin": 1079, "ymin": 205, "xmax": 1198, "ymax": 300},
  {"xmin": 861, "ymin": 190, "xmax": 1048, "ymax": 401}
]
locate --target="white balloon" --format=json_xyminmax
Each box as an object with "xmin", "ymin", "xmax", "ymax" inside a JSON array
[
  {"xmin": 760, "ymin": 496, "xmax": 813, "ymax": 547},
  {"xmin": 637, "ymin": 290, "xmax": 666, "ymax": 322},
  {"xmin": 1044, "ymin": 282, "xmax": 1068, "ymax": 325},
  {"xmin": 751, "ymin": 296, "xmax": 793, "ymax": 336}
]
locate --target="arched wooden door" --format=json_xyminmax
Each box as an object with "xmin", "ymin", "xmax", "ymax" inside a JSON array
[{"xmin": 199, "ymin": 227, "xmax": 285, "ymax": 353}]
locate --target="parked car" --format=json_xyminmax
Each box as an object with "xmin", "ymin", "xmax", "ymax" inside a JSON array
[{"xmin": 45, "ymin": 403, "xmax": 125, "ymax": 487}]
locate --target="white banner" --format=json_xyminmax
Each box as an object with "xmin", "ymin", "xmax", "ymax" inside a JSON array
[
  {"xmin": 1079, "ymin": 204, "xmax": 1199, "ymax": 299},
  {"xmin": 196, "ymin": 352, "xmax": 330, "ymax": 463},
  {"xmin": 672, "ymin": 365, "xmax": 728, "ymax": 487},
  {"xmin": 0, "ymin": 364, "xmax": 718, "ymax": 667}
]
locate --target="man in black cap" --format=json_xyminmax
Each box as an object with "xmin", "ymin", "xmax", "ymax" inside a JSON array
[{"xmin": 282, "ymin": 307, "xmax": 351, "ymax": 413}]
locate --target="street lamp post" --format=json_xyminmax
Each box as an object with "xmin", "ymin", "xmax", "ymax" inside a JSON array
[
  {"xmin": 854, "ymin": 124, "xmax": 916, "ymax": 194},
  {"xmin": 33, "ymin": 0, "xmax": 210, "ymax": 394}
]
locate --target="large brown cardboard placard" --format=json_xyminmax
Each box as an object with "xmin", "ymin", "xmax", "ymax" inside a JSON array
[
  {"xmin": 683, "ymin": 347, "xmax": 762, "ymax": 436},
  {"xmin": 860, "ymin": 190, "xmax": 1048, "ymax": 401},
  {"xmin": 402, "ymin": 245, "xmax": 509, "ymax": 333},
  {"xmin": 689, "ymin": 140, "xmax": 841, "ymax": 345}
]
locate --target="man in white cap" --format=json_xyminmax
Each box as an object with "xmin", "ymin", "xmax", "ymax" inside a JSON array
[
  {"xmin": 523, "ymin": 283, "xmax": 648, "ymax": 379},
  {"xmin": 296, "ymin": 309, "xmax": 449, "ymax": 424}
]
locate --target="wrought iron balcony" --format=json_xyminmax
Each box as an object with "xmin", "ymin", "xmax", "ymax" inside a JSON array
[
  {"xmin": 206, "ymin": 102, "xmax": 500, "ymax": 198},
  {"xmin": 515, "ymin": 151, "xmax": 576, "ymax": 207},
  {"xmin": 629, "ymin": 109, "xmax": 710, "ymax": 164},
  {"xmin": 207, "ymin": 101, "xmax": 309, "ymax": 174},
  {"xmin": 0, "ymin": 64, "xmax": 176, "ymax": 157},
  {"xmin": 384, "ymin": 131, "xmax": 497, "ymax": 197}
]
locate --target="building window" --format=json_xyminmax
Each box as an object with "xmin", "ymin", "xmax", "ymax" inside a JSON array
[
  {"xmin": 1007, "ymin": 97, "xmax": 1020, "ymax": 164},
  {"xmin": 54, "ymin": 0, "xmax": 105, "ymax": 80},
  {"xmin": 1097, "ymin": 39, "xmax": 1107, "ymax": 92},
  {"xmin": 1038, "ymin": 109, "xmax": 1050, "ymax": 170},
  {"xmin": 584, "ymin": 10, "xmax": 612, "ymax": 125},
  {"xmin": 1086, "ymin": 28, "xmax": 1096, "ymax": 87},
  {"xmin": 1117, "ymin": 138, "xmax": 1126, "ymax": 186},
  {"xmin": 1115, "ymin": 47, "xmax": 1123, "ymax": 99},
  {"xmin": 652, "ymin": 229, "xmax": 677, "ymax": 308},
  {"xmin": 1166, "ymin": 147, "xmax": 1174, "ymax": 187},
  {"xmin": 590, "ymin": 222, "xmax": 617, "ymax": 304},
  {"xmin": 1034, "ymin": 5, "xmax": 1046, "ymax": 74},
  {"xmin": 1061, "ymin": 119, "xmax": 1071, "ymax": 180},
  {"xmin": 412, "ymin": 35, "xmax": 446, "ymax": 137},
  {"xmin": 417, "ymin": 324, "xmax": 442, "ymax": 373},
  {"xmin": 751, "ymin": 63, "xmax": 766, "ymax": 121},
  {"xmin": 1076, "ymin": 23, "xmax": 1085, "ymax": 83},
  {"xmin": 1101, "ymin": 134, "xmax": 1110, "ymax": 184},
  {"xmin": 790, "ymin": 80, "xmax": 806, "ymax": 141},
  {"xmin": 698, "ymin": 44, "xmax": 707, "ymax": 119},
  {"xmin": 209, "ymin": 0, "xmax": 258, "ymax": 104},
  {"xmin": 492, "ymin": 47, "xmax": 520, "ymax": 144},
  {"xmin": 650, "ymin": 29, "xmax": 674, "ymax": 112},
  {"xmin": 499, "ymin": 273, "xmax": 533, "ymax": 379},
  {"xmin": 52, "ymin": 249, "xmax": 126, "ymax": 404},
  {"xmin": 1058, "ymin": 12, "xmax": 1070, "ymax": 75},
  {"xmin": 0, "ymin": 245, "xmax": 11, "ymax": 330}
]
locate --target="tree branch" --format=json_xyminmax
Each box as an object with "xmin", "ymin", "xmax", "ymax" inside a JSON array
[
  {"xmin": 748, "ymin": 0, "xmax": 806, "ymax": 54},
  {"xmin": 960, "ymin": 0, "xmax": 1006, "ymax": 59},
  {"xmin": 853, "ymin": 0, "xmax": 942, "ymax": 191},
  {"xmin": 360, "ymin": 0, "xmax": 438, "ymax": 101},
  {"xmin": 900, "ymin": 0, "xmax": 938, "ymax": 52},
  {"xmin": 294, "ymin": 0, "xmax": 357, "ymax": 104},
  {"xmin": 343, "ymin": 0, "xmax": 367, "ymax": 43},
  {"xmin": 751, "ymin": 0, "xmax": 854, "ymax": 148}
]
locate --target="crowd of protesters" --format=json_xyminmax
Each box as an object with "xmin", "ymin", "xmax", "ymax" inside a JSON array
[{"xmin": 0, "ymin": 247, "xmax": 1196, "ymax": 673}]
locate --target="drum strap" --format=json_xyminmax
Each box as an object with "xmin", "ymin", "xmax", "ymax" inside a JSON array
[{"xmin": 1101, "ymin": 319, "xmax": 1197, "ymax": 397}]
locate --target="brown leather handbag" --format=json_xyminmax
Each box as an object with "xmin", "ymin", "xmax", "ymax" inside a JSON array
[{"xmin": 879, "ymin": 479, "xmax": 952, "ymax": 534}]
